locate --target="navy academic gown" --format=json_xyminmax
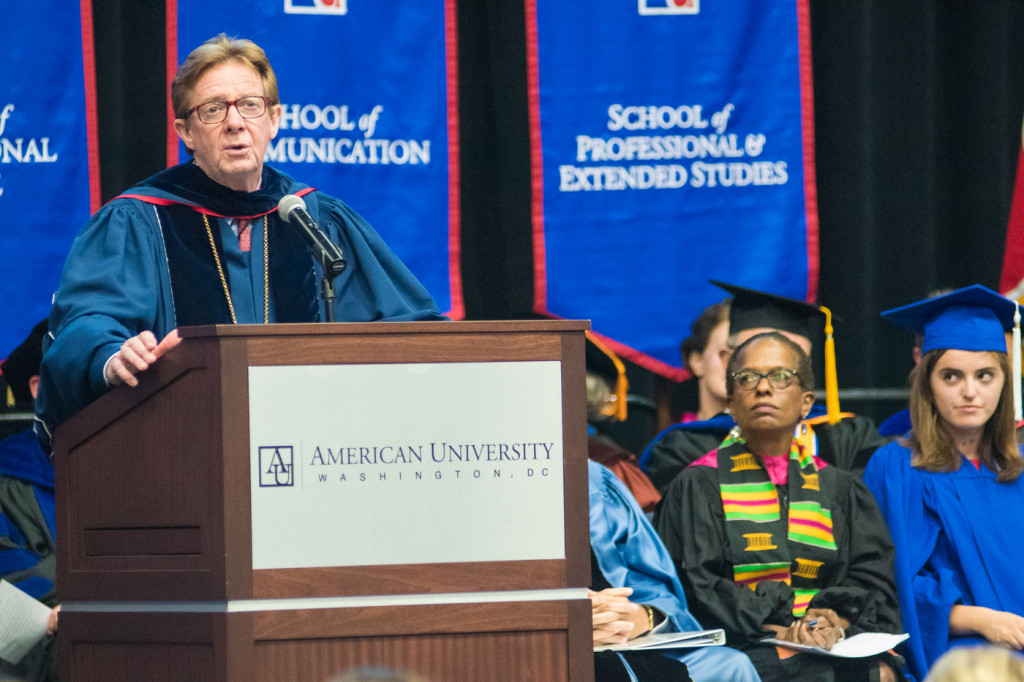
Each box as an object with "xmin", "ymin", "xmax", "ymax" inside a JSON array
[
  {"xmin": 863, "ymin": 440, "xmax": 1024, "ymax": 680},
  {"xmin": 37, "ymin": 162, "xmax": 445, "ymax": 441}
]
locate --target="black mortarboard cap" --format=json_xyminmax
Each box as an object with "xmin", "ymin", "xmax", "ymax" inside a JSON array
[
  {"xmin": 711, "ymin": 280, "xmax": 846, "ymax": 423},
  {"xmin": 710, "ymin": 280, "xmax": 825, "ymax": 343},
  {"xmin": 2, "ymin": 319, "xmax": 48, "ymax": 405}
]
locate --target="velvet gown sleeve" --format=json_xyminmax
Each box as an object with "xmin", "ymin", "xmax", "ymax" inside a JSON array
[
  {"xmin": 588, "ymin": 460, "xmax": 701, "ymax": 633},
  {"xmin": 36, "ymin": 200, "xmax": 176, "ymax": 442},
  {"xmin": 654, "ymin": 465, "xmax": 794, "ymax": 644},
  {"xmin": 309, "ymin": 191, "xmax": 446, "ymax": 322}
]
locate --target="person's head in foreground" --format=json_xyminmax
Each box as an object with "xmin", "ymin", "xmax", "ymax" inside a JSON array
[{"xmin": 924, "ymin": 645, "xmax": 1024, "ymax": 682}]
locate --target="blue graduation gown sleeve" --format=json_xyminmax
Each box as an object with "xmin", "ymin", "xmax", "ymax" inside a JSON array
[
  {"xmin": 877, "ymin": 408, "xmax": 912, "ymax": 438},
  {"xmin": 862, "ymin": 441, "xmax": 934, "ymax": 678},
  {"xmin": 589, "ymin": 459, "xmax": 701, "ymax": 633}
]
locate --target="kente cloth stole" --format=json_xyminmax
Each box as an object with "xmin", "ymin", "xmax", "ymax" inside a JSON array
[{"xmin": 716, "ymin": 431, "xmax": 839, "ymax": 617}]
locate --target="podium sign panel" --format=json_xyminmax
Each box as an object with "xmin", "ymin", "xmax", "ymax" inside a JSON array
[{"xmin": 249, "ymin": 361, "xmax": 566, "ymax": 569}]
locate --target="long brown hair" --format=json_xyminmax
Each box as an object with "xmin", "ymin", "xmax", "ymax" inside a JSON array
[{"xmin": 905, "ymin": 349, "xmax": 1023, "ymax": 482}]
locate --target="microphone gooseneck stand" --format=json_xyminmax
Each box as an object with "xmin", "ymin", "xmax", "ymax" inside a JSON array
[
  {"xmin": 289, "ymin": 215, "xmax": 346, "ymax": 322},
  {"xmin": 276, "ymin": 195, "xmax": 348, "ymax": 323},
  {"xmin": 320, "ymin": 262, "xmax": 345, "ymax": 323}
]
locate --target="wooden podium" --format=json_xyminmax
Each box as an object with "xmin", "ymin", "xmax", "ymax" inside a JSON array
[{"xmin": 54, "ymin": 320, "xmax": 593, "ymax": 681}]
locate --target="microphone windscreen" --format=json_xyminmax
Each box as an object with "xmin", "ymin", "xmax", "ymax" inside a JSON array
[{"xmin": 277, "ymin": 194, "xmax": 306, "ymax": 220}]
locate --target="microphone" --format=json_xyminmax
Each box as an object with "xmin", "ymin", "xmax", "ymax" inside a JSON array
[{"xmin": 277, "ymin": 194, "xmax": 347, "ymax": 277}]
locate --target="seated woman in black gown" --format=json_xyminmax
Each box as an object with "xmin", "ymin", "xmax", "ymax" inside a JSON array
[{"xmin": 654, "ymin": 331, "xmax": 906, "ymax": 681}]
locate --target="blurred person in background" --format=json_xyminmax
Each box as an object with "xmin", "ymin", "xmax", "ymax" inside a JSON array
[{"xmin": 0, "ymin": 320, "xmax": 59, "ymax": 681}]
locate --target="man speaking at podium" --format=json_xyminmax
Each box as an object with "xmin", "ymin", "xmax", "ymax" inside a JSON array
[{"xmin": 36, "ymin": 34, "xmax": 444, "ymax": 447}]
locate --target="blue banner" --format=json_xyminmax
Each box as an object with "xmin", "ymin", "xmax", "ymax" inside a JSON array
[
  {"xmin": 0, "ymin": 3, "xmax": 95, "ymax": 358},
  {"xmin": 173, "ymin": 0, "xmax": 460, "ymax": 316},
  {"xmin": 529, "ymin": 0, "xmax": 818, "ymax": 378}
]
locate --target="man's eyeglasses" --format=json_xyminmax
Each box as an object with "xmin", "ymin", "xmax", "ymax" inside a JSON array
[
  {"xmin": 731, "ymin": 368, "xmax": 800, "ymax": 391},
  {"xmin": 185, "ymin": 96, "xmax": 270, "ymax": 124}
]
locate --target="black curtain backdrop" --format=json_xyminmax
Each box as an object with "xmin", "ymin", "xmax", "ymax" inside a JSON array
[
  {"xmin": 811, "ymin": 3, "xmax": 1024, "ymax": 427},
  {"xmin": 89, "ymin": 1, "xmax": 1024, "ymax": 454},
  {"xmin": 93, "ymin": 1, "xmax": 167, "ymax": 204}
]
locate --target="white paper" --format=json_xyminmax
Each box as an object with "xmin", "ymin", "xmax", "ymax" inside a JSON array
[
  {"xmin": 760, "ymin": 632, "xmax": 909, "ymax": 658},
  {"xmin": 0, "ymin": 580, "xmax": 51, "ymax": 664},
  {"xmin": 594, "ymin": 628, "xmax": 726, "ymax": 651}
]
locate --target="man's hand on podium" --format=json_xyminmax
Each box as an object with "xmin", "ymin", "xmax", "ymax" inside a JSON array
[{"xmin": 104, "ymin": 329, "xmax": 181, "ymax": 387}]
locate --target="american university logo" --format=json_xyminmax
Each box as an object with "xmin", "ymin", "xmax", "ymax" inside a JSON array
[
  {"xmin": 285, "ymin": 0, "xmax": 347, "ymax": 15},
  {"xmin": 639, "ymin": 0, "xmax": 699, "ymax": 15},
  {"xmin": 259, "ymin": 446, "xmax": 295, "ymax": 487}
]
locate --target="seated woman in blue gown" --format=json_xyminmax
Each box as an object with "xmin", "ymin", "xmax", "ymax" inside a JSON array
[{"xmin": 864, "ymin": 285, "xmax": 1024, "ymax": 681}]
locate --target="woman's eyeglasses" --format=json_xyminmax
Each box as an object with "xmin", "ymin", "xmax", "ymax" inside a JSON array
[{"xmin": 731, "ymin": 368, "xmax": 800, "ymax": 391}]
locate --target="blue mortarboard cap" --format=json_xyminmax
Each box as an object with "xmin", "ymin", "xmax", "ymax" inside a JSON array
[{"xmin": 881, "ymin": 285, "xmax": 1017, "ymax": 354}]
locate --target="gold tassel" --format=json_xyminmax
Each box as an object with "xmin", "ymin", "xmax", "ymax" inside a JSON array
[
  {"xmin": 6, "ymin": 385, "xmax": 14, "ymax": 408},
  {"xmin": 819, "ymin": 305, "xmax": 841, "ymax": 424},
  {"xmin": 586, "ymin": 331, "xmax": 629, "ymax": 422}
]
